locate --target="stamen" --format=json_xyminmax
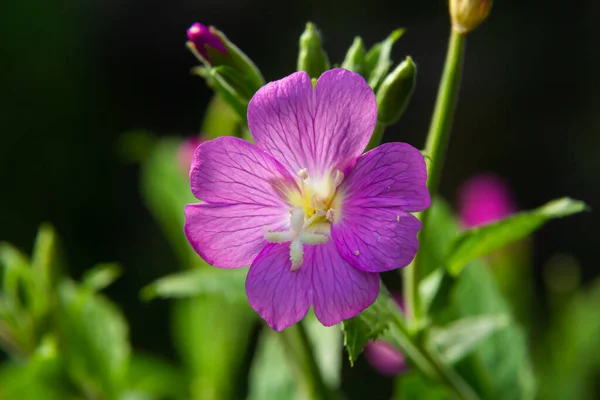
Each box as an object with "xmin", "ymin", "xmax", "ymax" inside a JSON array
[
  {"xmin": 326, "ymin": 208, "xmax": 335, "ymax": 222},
  {"xmin": 333, "ymin": 170, "xmax": 344, "ymax": 188},
  {"xmin": 298, "ymin": 168, "xmax": 309, "ymax": 180}
]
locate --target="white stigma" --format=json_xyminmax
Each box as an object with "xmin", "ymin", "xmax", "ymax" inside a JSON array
[{"xmin": 265, "ymin": 207, "xmax": 328, "ymax": 271}]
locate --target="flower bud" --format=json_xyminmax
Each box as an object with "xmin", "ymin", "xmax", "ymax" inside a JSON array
[
  {"xmin": 449, "ymin": 0, "xmax": 493, "ymax": 34},
  {"xmin": 364, "ymin": 294, "xmax": 408, "ymax": 376},
  {"xmin": 297, "ymin": 23, "xmax": 330, "ymax": 79},
  {"xmin": 341, "ymin": 37, "xmax": 366, "ymax": 75},
  {"xmin": 187, "ymin": 23, "xmax": 228, "ymax": 62},
  {"xmin": 376, "ymin": 56, "xmax": 416, "ymax": 126},
  {"xmin": 186, "ymin": 23, "xmax": 265, "ymax": 120}
]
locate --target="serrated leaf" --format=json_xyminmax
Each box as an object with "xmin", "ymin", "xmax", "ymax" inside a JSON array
[
  {"xmin": 342, "ymin": 290, "xmax": 395, "ymax": 365},
  {"xmin": 446, "ymin": 198, "xmax": 587, "ymax": 276},
  {"xmin": 140, "ymin": 267, "xmax": 248, "ymax": 302},
  {"xmin": 429, "ymin": 315, "xmax": 510, "ymax": 364}
]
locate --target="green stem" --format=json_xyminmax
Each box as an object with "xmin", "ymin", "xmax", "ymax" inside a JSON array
[
  {"xmin": 404, "ymin": 29, "xmax": 466, "ymax": 325},
  {"xmin": 280, "ymin": 322, "xmax": 336, "ymax": 400},
  {"xmin": 387, "ymin": 305, "xmax": 479, "ymax": 400}
]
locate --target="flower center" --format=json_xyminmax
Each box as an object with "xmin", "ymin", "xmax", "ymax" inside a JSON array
[{"xmin": 265, "ymin": 169, "xmax": 344, "ymax": 271}]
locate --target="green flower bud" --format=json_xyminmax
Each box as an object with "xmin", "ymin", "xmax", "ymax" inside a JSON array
[
  {"xmin": 341, "ymin": 37, "xmax": 366, "ymax": 75},
  {"xmin": 449, "ymin": 0, "xmax": 493, "ymax": 34},
  {"xmin": 297, "ymin": 23, "xmax": 330, "ymax": 78},
  {"xmin": 376, "ymin": 56, "xmax": 416, "ymax": 126}
]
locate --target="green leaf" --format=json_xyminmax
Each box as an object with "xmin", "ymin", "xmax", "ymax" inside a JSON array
[
  {"xmin": 200, "ymin": 94, "xmax": 242, "ymax": 140},
  {"xmin": 365, "ymin": 28, "xmax": 405, "ymax": 91},
  {"xmin": 446, "ymin": 197, "xmax": 587, "ymax": 276},
  {"xmin": 536, "ymin": 278, "xmax": 600, "ymax": 400},
  {"xmin": 140, "ymin": 267, "xmax": 248, "ymax": 302},
  {"xmin": 173, "ymin": 295, "xmax": 255, "ymax": 400},
  {"xmin": 394, "ymin": 371, "xmax": 451, "ymax": 400},
  {"xmin": 57, "ymin": 280, "xmax": 131, "ymax": 399},
  {"xmin": 126, "ymin": 353, "xmax": 188, "ymax": 400},
  {"xmin": 303, "ymin": 313, "xmax": 343, "ymax": 389},
  {"xmin": 30, "ymin": 223, "xmax": 63, "ymax": 294},
  {"xmin": 428, "ymin": 315, "xmax": 509, "ymax": 364},
  {"xmin": 452, "ymin": 262, "xmax": 536, "ymax": 400},
  {"xmin": 247, "ymin": 329, "xmax": 299, "ymax": 400},
  {"xmin": 81, "ymin": 263, "xmax": 122, "ymax": 292},
  {"xmin": 140, "ymin": 138, "xmax": 198, "ymax": 266},
  {"xmin": 248, "ymin": 313, "xmax": 340, "ymax": 400},
  {"xmin": 206, "ymin": 66, "xmax": 250, "ymax": 123},
  {"xmin": 341, "ymin": 290, "xmax": 395, "ymax": 365}
]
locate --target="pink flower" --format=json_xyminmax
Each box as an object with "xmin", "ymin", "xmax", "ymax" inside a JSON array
[
  {"xmin": 364, "ymin": 295, "xmax": 408, "ymax": 375},
  {"xmin": 187, "ymin": 23, "xmax": 227, "ymax": 62},
  {"xmin": 458, "ymin": 173, "xmax": 515, "ymax": 228},
  {"xmin": 177, "ymin": 136, "xmax": 205, "ymax": 174},
  {"xmin": 184, "ymin": 69, "xmax": 430, "ymax": 330}
]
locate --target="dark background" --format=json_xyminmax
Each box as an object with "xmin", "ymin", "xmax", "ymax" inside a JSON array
[{"xmin": 1, "ymin": 0, "xmax": 598, "ymax": 397}]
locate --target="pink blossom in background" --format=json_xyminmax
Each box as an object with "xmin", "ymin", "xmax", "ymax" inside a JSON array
[
  {"xmin": 457, "ymin": 173, "xmax": 515, "ymax": 228},
  {"xmin": 187, "ymin": 22, "xmax": 228, "ymax": 62},
  {"xmin": 184, "ymin": 69, "xmax": 430, "ymax": 330},
  {"xmin": 177, "ymin": 136, "xmax": 205, "ymax": 175},
  {"xmin": 364, "ymin": 294, "xmax": 408, "ymax": 375}
]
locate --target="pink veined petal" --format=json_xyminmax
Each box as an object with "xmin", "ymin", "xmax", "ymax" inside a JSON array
[
  {"xmin": 308, "ymin": 241, "xmax": 379, "ymax": 326},
  {"xmin": 189, "ymin": 136, "xmax": 298, "ymax": 206},
  {"xmin": 248, "ymin": 68, "xmax": 377, "ymax": 179},
  {"xmin": 246, "ymin": 240, "xmax": 379, "ymax": 330},
  {"xmin": 184, "ymin": 203, "xmax": 289, "ymax": 269},
  {"xmin": 332, "ymin": 143, "xmax": 430, "ymax": 273},
  {"xmin": 246, "ymin": 243, "xmax": 313, "ymax": 331}
]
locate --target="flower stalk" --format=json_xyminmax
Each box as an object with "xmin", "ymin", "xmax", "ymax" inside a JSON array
[{"xmin": 404, "ymin": 29, "xmax": 467, "ymax": 325}]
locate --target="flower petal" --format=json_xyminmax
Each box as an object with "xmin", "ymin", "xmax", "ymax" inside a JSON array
[
  {"xmin": 246, "ymin": 243, "xmax": 312, "ymax": 331},
  {"xmin": 189, "ymin": 136, "xmax": 297, "ymax": 206},
  {"xmin": 333, "ymin": 209, "xmax": 421, "ymax": 273},
  {"xmin": 308, "ymin": 241, "xmax": 379, "ymax": 326},
  {"xmin": 248, "ymin": 68, "xmax": 377, "ymax": 178},
  {"xmin": 338, "ymin": 142, "xmax": 430, "ymax": 212},
  {"xmin": 185, "ymin": 203, "xmax": 289, "ymax": 269},
  {"xmin": 332, "ymin": 143, "xmax": 430, "ymax": 272}
]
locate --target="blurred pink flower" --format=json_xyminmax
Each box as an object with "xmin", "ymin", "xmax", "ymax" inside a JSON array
[
  {"xmin": 364, "ymin": 294, "xmax": 408, "ymax": 376},
  {"xmin": 457, "ymin": 173, "xmax": 515, "ymax": 228},
  {"xmin": 177, "ymin": 136, "xmax": 205, "ymax": 175}
]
